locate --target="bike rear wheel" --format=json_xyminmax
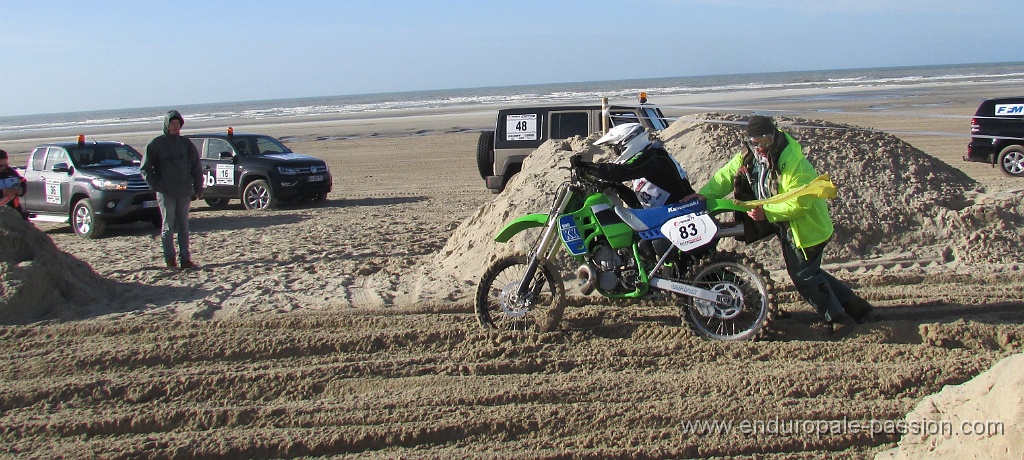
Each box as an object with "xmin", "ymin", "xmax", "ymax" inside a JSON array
[
  {"xmin": 475, "ymin": 255, "xmax": 565, "ymax": 332},
  {"xmin": 681, "ymin": 251, "xmax": 776, "ymax": 341}
]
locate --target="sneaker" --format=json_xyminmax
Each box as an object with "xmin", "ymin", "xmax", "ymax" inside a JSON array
[
  {"xmin": 165, "ymin": 259, "xmax": 178, "ymax": 268},
  {"xmin": 179, "ymin": 260, "xmax": 198, "ymax": 269}
]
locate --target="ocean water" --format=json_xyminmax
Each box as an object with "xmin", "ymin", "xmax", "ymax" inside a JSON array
[{"xmin": 2, "ymin": 62, "xmax": 1023, "ymax": 139}]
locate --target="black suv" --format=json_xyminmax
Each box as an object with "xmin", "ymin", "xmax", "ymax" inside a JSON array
[
  {"xmin": 22, "ymin": 137, "xmax": 159, "ymax": 238},
  {"xmin": 966, "ymin": 96, "xmax": 1024, "ymax": 177},
  {"xmin": 186, "ymin": 131, "xmax": 332, "ymax": 210},
  {"xmin": 477, "ymin": 99, "xmax": 670, "ymax": 192}
]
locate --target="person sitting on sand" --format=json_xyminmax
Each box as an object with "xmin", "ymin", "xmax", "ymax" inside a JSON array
[{"xmin": 0, "ymin": 149, "xmax": 28, "ymax": 220}]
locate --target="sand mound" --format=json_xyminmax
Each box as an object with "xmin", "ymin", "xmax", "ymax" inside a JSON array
[
  {"xmin": 0, "ymin": 206, "xmax": 120, "ymax": 323},
  {"xmin": 877, "ymin": 352, "xmax": 1024, "ymax": 459},
  {"xmin": 660, "ymin": 114, "xmax": 1024, "ymax": 267},
  {"xmin": 411, "ymin": 113, "xmax": 1024, "ymax": 300}
]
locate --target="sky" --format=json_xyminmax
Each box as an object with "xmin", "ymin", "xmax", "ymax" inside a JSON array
[{"xmin": 1, "ymin": 0, "xmax": 1022, "ymax": 117}]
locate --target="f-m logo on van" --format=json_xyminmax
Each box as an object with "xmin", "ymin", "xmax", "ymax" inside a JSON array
[{"xmin": 995, "ymin": 104, "xmax": 1024, "ymax": 115}]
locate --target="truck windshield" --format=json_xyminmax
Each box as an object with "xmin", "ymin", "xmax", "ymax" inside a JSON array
[
  {"xmin": 68, "ymin": 144, "xmax": 142, "ymax": 168},
  {"xmin": 233, "ymin": 136, "xmax": 291, "ymax": 155},
  {"xmin": 644, "ymin": 108, "xmax": 669, "ymax": 130}
]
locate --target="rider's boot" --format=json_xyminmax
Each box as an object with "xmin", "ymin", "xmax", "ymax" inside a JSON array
[{"xmin": 842, "ymin": 294, "xmax": 877, "ymax": 324}]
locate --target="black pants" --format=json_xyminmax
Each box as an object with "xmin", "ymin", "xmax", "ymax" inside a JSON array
[{"xmin": 778, "ymin": 230, "xmax": 853, "ymax": 322}]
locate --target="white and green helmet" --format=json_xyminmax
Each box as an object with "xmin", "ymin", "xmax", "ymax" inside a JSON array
[{"xmin": 595, "ymin": 122, "xmax": 650, "ymax": 164}]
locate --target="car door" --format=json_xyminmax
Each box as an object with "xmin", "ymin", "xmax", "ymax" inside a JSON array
[
  {"xmin": 22, "ymin": 147, "xmax": 48, "ymax": 212},
  {"xmin": 198, "ymin": 137, "xmax": 239, "ymax": 198},
  {"xmin": 36, "ymin": 147, "xmax": 73, "ymax": 215}
]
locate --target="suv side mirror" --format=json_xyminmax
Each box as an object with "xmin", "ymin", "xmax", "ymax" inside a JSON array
[{"xmin": 52, "ymin": 162, "xmax": 70, "ymax": 173}]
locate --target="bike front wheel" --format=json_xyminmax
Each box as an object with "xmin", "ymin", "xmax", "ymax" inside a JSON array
[{"xmin": 475, "ymin": 255, "xmax": 565, "ymax": 332}]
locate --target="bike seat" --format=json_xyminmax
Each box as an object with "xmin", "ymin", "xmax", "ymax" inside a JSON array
[{"xmin": 614, "ymin": 198, "xmax": 706, "ymax": 232}]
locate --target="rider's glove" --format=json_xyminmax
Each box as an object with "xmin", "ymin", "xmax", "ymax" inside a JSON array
[{"xmin": 569, "ymin": 154, "xmax": 584, "ymax": 169}]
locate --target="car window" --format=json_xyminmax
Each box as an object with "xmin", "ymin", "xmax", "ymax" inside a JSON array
[
  {"xmin": 608, "ymin": 110, "xmax": 641, "ymax": 126},
  {"xmin": 644, "ymin": 108, "xmax": 668, "ymax": 130},
  {"xmin": 254, "ymin": 136, "xmax": 290, "ymax": 155},
  {"xmin": 69, "ymin": 147, "xmax": 99, "ymax": 166},
  {"xmin": 43, "ymin": 148, "xmax": 68, "ymax": 171},
  {"xmin": 111, "ymin": 145, "xmax": 142, "ymax": 163},
  {"xmin": 231, "ymin": 138, "xmax": 252, "ymax": 156},
  {"xmin": 550, "ymin": 112, "xmax": 589, "ymax": 139},
  {"xmin": 30, "ymin": 148, "xmax": 46, "ymax": 171},
  {"xmin": 67, "ymin": 145, "xmax": 140, "ymax": 167},
  {"xmin": 503, "ymin": 113, "xmax": 540, "ymax": 141},
  {"xmin": 189, "ymin": 138, "xmax": 208, "ymax": 159},
  {"xmin": 994, "ymin": 102, "xmax": 1024, "ymax": 117},
  {"xmin": 208, "ymin": 138, "xmax": 234, "ymax": 158}
]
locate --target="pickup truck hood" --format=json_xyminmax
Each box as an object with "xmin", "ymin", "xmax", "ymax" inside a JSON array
[
  {"xmin": 258, "ymin": 153, "xmax": 325, "ymax": 165},
  {"xmin": 82, "ymin": 165, "xmax": 144, "ymax": 179}
]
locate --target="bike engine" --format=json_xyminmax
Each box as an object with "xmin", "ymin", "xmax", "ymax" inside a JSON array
[{"xmin": 589, "ymin": 243, "xmax": 638, "ymax": 294}]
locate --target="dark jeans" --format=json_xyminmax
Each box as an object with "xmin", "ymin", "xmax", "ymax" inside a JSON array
[
  {"xmin": 158, "ymin": 193, "xmax": 192, "ymax": 263},
  {"xmin": 778, "ymin": 229, "xmax": 852, "ymax": 322}
]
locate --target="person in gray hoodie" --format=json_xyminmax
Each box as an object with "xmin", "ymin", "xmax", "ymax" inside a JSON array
[{"xmin": 141, "ymin": 110, "xmax": 203, "ymax": 269}]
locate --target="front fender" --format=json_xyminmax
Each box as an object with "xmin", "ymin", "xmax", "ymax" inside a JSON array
[
  {"xmin": 706, "ymin": 198, "xmax": 751, "ymax": 214},
  {"xmin": 495, "ymin": 213, "xmax": 549, "ymax": 243}
]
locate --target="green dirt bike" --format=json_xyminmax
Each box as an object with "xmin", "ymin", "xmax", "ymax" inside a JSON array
[{"xmin": 475, "ymin": 158, "xmax": 777, "ymax": 341}]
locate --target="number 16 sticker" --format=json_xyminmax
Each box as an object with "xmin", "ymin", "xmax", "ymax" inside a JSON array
[{"xmin": 215, "ymin": 164, "xmax": 235, "ymax": 185}]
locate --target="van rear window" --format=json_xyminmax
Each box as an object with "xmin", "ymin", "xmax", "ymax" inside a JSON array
[
  {"xmin": 995, "ymin": 104, "xmax": 1024, "ymax": 116},
  {"xmin": 505, "ymin": 114, "xmax": 538, "ymax": 141}
]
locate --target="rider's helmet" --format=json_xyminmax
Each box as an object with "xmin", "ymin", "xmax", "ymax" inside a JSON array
[{"xmin": 595, "ymin": 123, "xmax": 651, "ymax": 164}]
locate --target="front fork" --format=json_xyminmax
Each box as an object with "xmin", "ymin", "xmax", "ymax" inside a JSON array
[{"xmin": 516, "ymin": 183, "xmax": 575, "ymax": 297}]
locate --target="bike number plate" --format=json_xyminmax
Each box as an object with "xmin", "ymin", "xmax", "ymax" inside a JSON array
[
  {"xmin": 661, "ymin": 213, "xmax": 717, "ymax": 252},
  {"xmin": 558, "ymin": 215, "xmax": 586, "ymax": 256}
]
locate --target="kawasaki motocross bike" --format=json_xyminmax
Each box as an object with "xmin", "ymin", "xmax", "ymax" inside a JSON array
[{"xmin": 475, "ymin": 157, "xmax": 777, "ymax": 341}]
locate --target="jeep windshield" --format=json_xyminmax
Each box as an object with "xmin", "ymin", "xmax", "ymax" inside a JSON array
[
  {"xmin": 68, "ymin": 144, "xmax": 142, "ymax": 168},
  {"xmin": 608, "ymin": 107, "xmax": 669, "ymax": 131},
  {"xmin": 231, "ymin": 135, "xmax": 292, "ymax": 156}
]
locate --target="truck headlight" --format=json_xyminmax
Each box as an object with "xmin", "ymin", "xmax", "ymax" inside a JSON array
[
  {"xmin": 91, "ymin": 178, "xmax": 128, "ymax": 190},
  {"xmin": 277, "ymin": 166, "xmax": 299, "ymax": 175}
]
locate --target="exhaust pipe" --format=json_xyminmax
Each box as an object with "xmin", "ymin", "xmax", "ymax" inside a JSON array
[{"xmin": 577, "ymin": 264, "xmax": 597, "ymax": 295}]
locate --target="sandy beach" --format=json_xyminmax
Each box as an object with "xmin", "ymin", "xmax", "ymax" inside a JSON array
[{"xmin": 2, "ymin": 80, "xmax": 1023, "ymax": 458}]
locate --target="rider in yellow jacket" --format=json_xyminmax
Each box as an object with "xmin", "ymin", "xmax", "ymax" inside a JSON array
[{"xmin": 697, "ymin": 116, "xmax": 874, "ymax": 337}]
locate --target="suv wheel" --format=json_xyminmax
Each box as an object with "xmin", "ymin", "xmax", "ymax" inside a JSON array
[
  {"xmin": 476, "ymin": 131, "xmax": 495, "ymax": 179},
  {"xmin": 72, "ymin": 200, "xmax": 106, "ymax": 239},
  {"xmin": 997, "ymin": 145, "xmax": 1024, "ymax": 177},
  {"xmin": 242, "ymin": 179, "xmax": 277, "ymax": 210},
  {"xmin": 205, "ymin": 198, "xmax": 231, "ymax": 208}
]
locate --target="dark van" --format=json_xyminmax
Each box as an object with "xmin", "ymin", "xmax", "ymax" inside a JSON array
[{"xmin": 965, "ymin": 97, "xmax": 1024, "ymax": 177}]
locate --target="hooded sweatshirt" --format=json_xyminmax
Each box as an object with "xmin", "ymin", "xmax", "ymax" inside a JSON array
[{"xmin": 141, "ymin": 110, "xmax": 203, "ymax": 197}]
